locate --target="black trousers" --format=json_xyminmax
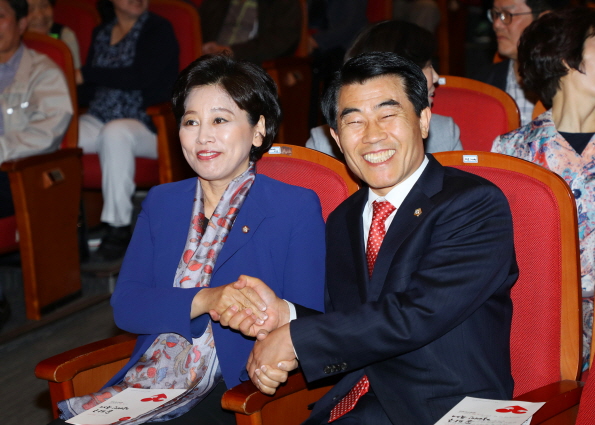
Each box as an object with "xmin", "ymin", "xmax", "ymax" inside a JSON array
[
  {"xmin": 47, "ymin": 381, "xmax": 236, "ymax": 425},
  {"xmin": 0, "ymin": 171, "xmax": 14, "ymax": 218}
]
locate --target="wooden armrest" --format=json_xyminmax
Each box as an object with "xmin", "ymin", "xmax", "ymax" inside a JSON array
[
  {"xmin": 514, "ymin": 380, "xmax": 584, "ymax": 424},
  {"xmin": 0, "ymin": 148, "xmax": 82, "ymax": 172},
  {"xmin": 222, "ymin": 370, "xmax": 311, "ymax": 415},
  {"xmin": 35, "ymin": 333, "xmax": 137, "ymax": 383},
  {"xmin": 146, "ymin": 102, "xmax": 172, "ymax": 117}
]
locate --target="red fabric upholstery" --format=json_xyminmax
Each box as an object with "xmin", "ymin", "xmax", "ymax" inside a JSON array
[
  {"xmin": 53, "ymin": 0, "xmax": 101, "ymax": 65},
  {"xmin": 452, "ymin": 165, "xmax": 562, "ymax": 396},
  {"xmin": 0, "ymin": 216, "xmax": 18, "ymax": 252},
  {"xmin": 432, "ymin": 87, "xmax": 511, "ymax": 152},
  {"xmin": 577, "ymin": 373, "xmax": 595, "ymax": 424},
  {"xmin": 257, "ymin": 157, "xmax": 351, "ymax": 222},
  {"xmin": 366, "ymin": 0, "xmax": 392, "ymax": 22},
  {"xmin": 148, "ymin": 0, "xmax": 201, "ymax": 71},
  {"xmin": 82, "ymin": 154, "xmax": 159, "ymax": 190}
]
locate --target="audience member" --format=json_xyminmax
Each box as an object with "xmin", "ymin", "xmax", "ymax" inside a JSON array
[
  {"xmin": 492, "ymin": 6, "xmax": 595, "ymax": 370},
  {"xmin": 307, "ymin": 20, "xmax": 463, "ymax": 158},
  {"xmin": 51, "ymin": 54, "xmax": 325, "ymax": 425},
  {"xmin": 25, "ymin": 0, "xmax": 82, "ymax": 83},
  {"xmin": 200, "ymin": 0, "xmax": 301, "ymax": 64},
  {"xmin": 78, "ymin": 0, "xmax": 179, "ymax": 264},
  {"xmin": 393, "ymin": 0, "xmax": 441, "ymax": 33},
  {"xmin": 0, "ymin": 0, "xmax": 72, "ymax": 328},
  {"xmin": 225, "ymin": 52, "xmax": 517, "ymax": 425},
  {"xmin": 475, "ymin": 0, "xmax": 566, "ymax": 126}
]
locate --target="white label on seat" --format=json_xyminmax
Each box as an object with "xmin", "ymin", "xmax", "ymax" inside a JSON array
[{"xmin": 463, "ymin": 155, "xmax": 478, "ymax": 163}]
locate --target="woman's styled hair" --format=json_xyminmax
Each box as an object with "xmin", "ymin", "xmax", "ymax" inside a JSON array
[
  {"xmin": 96, "ymin": 0, "xmax": 116, "ymax": 23},
  {"xmin": 172, "ymin": 54, "xmax": 282, "ymax": 162},
  {"xmin": 345, "ymin": 20, "xmax": 436, "ymax": 68},
  {"xmin": 518, "ymin": 7, "xmax": 595, "ymax": 108}
]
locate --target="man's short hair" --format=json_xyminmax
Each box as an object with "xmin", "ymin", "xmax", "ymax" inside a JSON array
[
  {"xmin": 321, "ymin": 52, "xmax": 429, "ymax": 131},
  {"xmin": 518, "ymin": 6, "xmax": 595, "ymax": 108},
  {"xmin": 6, "ymin": 0, "xmax": 28, "ymax": 21}
]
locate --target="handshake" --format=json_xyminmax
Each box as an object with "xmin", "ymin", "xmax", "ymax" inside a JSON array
[{"xmin": 191, "ymin": 275, "xmax": 299, "ymax": 395}]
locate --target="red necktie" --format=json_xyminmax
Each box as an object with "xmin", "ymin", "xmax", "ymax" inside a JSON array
[{"xmin": 329, "ymin": 200, "xmax": 395, "ymax": 422}]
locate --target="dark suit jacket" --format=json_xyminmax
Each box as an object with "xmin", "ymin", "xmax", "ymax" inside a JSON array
[
  {"xmin": 474, "ymin": 59, "xmax": 509, "ymax": 92},
  {"xmin": 199, "ymin": 0, "xmax": 301, "ymax": 63},
  {"xmin": 107, "ymin": 175, "xmax": 326, "ymax": 389},
  {"xmin": 291, "ymin": 155, "xmax": 517, "ymax": 425}
]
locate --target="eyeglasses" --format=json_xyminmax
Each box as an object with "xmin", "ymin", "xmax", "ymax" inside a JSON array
[{"xmin": 487, "ymin": 8, "xmax": 534, "ymax": 25}]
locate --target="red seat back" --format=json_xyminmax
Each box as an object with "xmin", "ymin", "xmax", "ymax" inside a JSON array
[
  {"xmin": 258, "ymin": 145, "xmax": 359, "ymax": 221},
  {"xmin": 23, "ymin": 31, "xmax": 78, "ymax": 149},
  {"xmin": 577, "ymin": 373, "xmax": 595, "ymax": 424},
  {"xmin": 434, "ymin": 151, "xmax": 582, "ymax": 397},
  {"xmin": 149, "ymin": 0, "xmax": 201, "ymax": 71},
  {"xmin": 432, "ymin": 76, "xmax": 521, "ymax": 152},
  {"xmin": 53, "ymin": 0, "xmax": 101, "ymax": 65}
]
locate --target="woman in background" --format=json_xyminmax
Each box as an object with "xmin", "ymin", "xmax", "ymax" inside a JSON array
[{"xmin": 492, "ymin": 7, "xmax": 595, "ymax": 370}]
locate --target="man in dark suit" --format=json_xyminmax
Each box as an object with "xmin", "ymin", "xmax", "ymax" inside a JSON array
[{"xmin": 224, "ymin": 52, "xmax": 518, "ymax": 425}]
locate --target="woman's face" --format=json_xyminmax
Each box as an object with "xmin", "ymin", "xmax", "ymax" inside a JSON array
[
  {"xmin": 422, "ymin": 63, "xmax": 439, "ymax": 107},
  {"xmin": 579, "ymin": 35, "xmax": 595, "ymax": 96},
  {"xmin": 179, "ymin": 84, "xmax": 265, "ymax": 188},
  {"xmin": 111, "ymin": 0, "xmax": 148, "ymax": 20},
  {"xmin": 26, "ymin": 0, "xmax": 53, "ymax": 34}
]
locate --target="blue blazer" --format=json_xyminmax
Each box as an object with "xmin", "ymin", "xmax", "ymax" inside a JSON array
[
  {"xmin": 291, "ymin": 155, "xmax": 517, "ymax": 425},
  {"xmin": 107, "ymin": 174, "xmax": 326, "ymax": 388}
]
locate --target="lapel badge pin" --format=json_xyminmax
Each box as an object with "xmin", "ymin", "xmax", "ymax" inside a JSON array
[
  {"xmin": 242, "ymin": 225, "xmax": 250, "ymax": 233},
  {"xmin": 414, "ymin": 208, "xmax": 422, "ymax": 217}
]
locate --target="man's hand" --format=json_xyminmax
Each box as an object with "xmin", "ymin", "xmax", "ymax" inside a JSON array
[
  {"xmin": 191, "ymin": 281, "xmax": 268, "ymax": 325},
  {"xmin": 246, "ymin": 324, "xmax": 298, "ymax": 394},
  {"xmin": 210, "ymin": 275, "xmax": 290, "ymax": 337}
]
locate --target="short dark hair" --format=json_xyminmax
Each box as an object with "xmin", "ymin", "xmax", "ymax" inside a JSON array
[
  {"xmin": 96, "ymin": 0, "xmax": 115, "ymax": 23},
  {"xmin": 518, "ymin": 7, "xmax": 595, "ymax": 108},
  {"xmin": 7, "ymin": 0, "xmax": 28, "ymax": 21},
  {"xmin": 172, "ymin": 54, "xmax": 282, "ymax": 162},
  {"xmin": 321, "ymin": 52, "xmax": 429, "ymax": 131},
  {"xmin": 345, "ymin": 20, "xmax": 436, "ymax": 69}
]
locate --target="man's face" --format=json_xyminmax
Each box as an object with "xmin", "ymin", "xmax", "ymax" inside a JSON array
[
  {"xmin": 0, "ymin": 0, "xmax": 26, "ymax": 63},
  {"xmin": 331, "ymin": 75, "xmax": 430, "ymax": 197},
  {"xmin": 492, "ymin": 0, "xmax": 534, "ymax": 60}
]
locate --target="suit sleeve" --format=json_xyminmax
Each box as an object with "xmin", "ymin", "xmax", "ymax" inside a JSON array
[
  {"xmin": 290, "ymin": 183, "xmax": 516, "ymax": 383},
  {"xmin": 111, "ymin": 188, "xmax": 202, "ymax": 343}
]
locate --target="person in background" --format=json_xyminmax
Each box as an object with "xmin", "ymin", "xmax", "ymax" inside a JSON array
[
  {"xmin": 0, "ymin": 0, "xmax": 72, "ymax": 328},
  {"xmin": 25, "ymin": 0, "xmax": 82, "ymax": 83},
  {"xmin": 51, "ymin": 54, "xmax": 325, "ymax": 425},
  {"xmin": 492, "ymin": 6, "xmax": 595, "ymax": 370},
  {"xmin": 475, "ymin": 0, "xmax": 566, "ymax": 125},
  {"xmin": 79, "ymin": 0, "xmax": 179, "ymax": 264},
  {"xmin": 200, "ymin": 0, "xmax": 301, "ymax": 64},
  {"xmin": 307, "ymin": 20, "xmax": 463, "ymax": 158}
]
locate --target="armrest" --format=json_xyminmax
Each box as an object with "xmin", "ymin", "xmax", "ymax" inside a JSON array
[
  {"xmin": 0, "ymin": 148, "xmax": 82, "ymax": 172},
  {"xmin": 35, "ymin": 333, "xmax": 137, "ymax": 383},
  {"xmin": 514, "ymin": 380, "xmax": 584, "ymax": 424}
]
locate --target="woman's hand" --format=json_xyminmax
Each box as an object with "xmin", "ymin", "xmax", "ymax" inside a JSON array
[
  {"xmin": 191, "ymin": 281, "xmax": 268, "ymax": 326},
  {"xmin": 209, "ymin": 275, "xmax": 290, "ymax": 337}
]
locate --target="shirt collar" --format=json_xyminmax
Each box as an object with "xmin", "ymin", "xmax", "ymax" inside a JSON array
[
  {"xmin": 366, "ymin": 155, "xmax": 429, "ymax": 210},
  {"xmin": 0, "ymin": 43, "xmax": 24, "ymax": 71}
]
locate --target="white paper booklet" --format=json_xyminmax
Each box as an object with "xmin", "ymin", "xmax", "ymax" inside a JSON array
[
  {"xmin": 66, "ymin": 388, "xmax": 186, "ymax": 425},
  {"xmin": 434, "ymin": 396, "xmax": 545, "ymax": 425}
]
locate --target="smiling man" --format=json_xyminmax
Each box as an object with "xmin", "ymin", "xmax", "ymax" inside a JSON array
[
  {"xmin": 234, "ymin": 52, "xmax": 520, "ymax": 425},
  {"xmin": 476, "ymin": 0, "xmax": 566, "ymax": 125}
]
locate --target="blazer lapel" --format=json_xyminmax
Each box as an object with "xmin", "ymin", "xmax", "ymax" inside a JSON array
[
  {"xmin": 212, "ymin": 180, "xmax": 268, "ymax": 275},
  {"xmin": 345, "ymin": 190, "xmax": 369, "ymax": 303},
  {"xmin": 367, "ymin": 155, "xmax": 445, "ymax": 301}
]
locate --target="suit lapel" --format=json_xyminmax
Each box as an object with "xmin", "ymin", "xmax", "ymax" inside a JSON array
[
  {"xmin": 345, "ymin": 189, "xmax": 369, "ymax": 303},
  {"xmin": 367, "ymin": 155, "xmax": 445, "ymax": 301},
  {"xmin": 212, "ymin": 178, "xmax": 268, "ymax": 275}
]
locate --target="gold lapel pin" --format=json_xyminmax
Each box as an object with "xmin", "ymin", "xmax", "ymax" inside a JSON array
[
  {"xmin": 414, "ymin": 208, "xmax": 422, "ymax": 217},
  {"xmin": 242, "ymin": 225, "xmax": 250, "ymax": 233}
]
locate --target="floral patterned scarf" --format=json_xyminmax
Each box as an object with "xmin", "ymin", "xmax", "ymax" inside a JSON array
[{"xmin": 58, "ymin": 164, "xmax": 256, "ymax": 423}]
